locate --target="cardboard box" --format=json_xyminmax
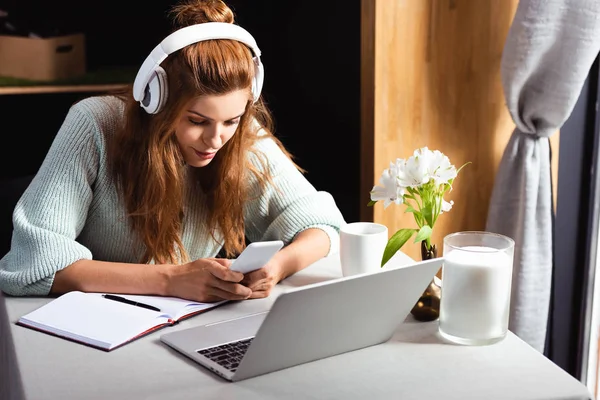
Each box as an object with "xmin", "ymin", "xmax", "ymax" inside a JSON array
[{"xmin": 0, "ymin": 33, "xmax": 86, "ymax": 81}]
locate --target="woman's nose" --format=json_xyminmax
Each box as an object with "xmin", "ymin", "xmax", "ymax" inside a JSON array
[{"xmin": 203, "ymin": 124, "xmax": 223, "ymax": 149}]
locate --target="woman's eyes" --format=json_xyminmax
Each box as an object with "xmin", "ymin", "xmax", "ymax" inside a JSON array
[
  {"xmin": 189, "ymin": 119, "xmax": 208, "ymax": 126},
  {"xmin": 188, "ymin": 119, "xmax": 240, "ymax": 126}
]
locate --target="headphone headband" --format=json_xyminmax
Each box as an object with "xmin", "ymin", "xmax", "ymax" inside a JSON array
[{"xmin": 133, "ymin": 22, "xmax": 263, "ymax": 107}]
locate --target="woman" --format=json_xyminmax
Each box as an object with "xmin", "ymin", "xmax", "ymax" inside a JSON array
[{"xmin": 0, "ymin": 0, "xmax": 345, "ymax": 302}]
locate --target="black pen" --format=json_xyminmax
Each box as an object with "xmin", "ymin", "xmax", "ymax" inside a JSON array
[{"xmin": 102, "ymin": 294, "xmax": 161, "ymax": 312}]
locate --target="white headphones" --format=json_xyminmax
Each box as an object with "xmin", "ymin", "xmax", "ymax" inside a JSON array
[{"xmin": 132, "ymin": 22, "xmax": 264, "ymax": 115}]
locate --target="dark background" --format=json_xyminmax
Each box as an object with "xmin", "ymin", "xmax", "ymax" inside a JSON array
[{"xmin": 0, "ymin": 0, "xmax": 361, "ymax": 223}]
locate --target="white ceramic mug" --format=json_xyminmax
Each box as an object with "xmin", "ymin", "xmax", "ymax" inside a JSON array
[{"xmin": 339, "ymin": 222, "xmax": 388, "ymax": 277}]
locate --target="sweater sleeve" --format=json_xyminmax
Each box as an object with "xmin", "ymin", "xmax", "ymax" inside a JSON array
[
  {"xmin": 0, "ymin": 103, "xmax": 101, "ymax": 296},
  {"xmin": 244, "ymin": 136, "xmax": 346, "ymax": 256}
]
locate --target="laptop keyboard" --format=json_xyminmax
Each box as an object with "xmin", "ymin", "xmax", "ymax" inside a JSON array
[{"xmin": 196, "ymin": 338, "xmax": 254, "ymax": 372}]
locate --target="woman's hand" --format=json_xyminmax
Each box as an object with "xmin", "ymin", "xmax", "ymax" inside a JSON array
[
  {"xmin": 164, "ymin": 258, "xmax": 252, "ymax": 303},
  {"xmin": 238, "ymin": 229, "xmax": 331, "ymax": 299},
  {"xmin": 240, "ymin": 262, "xmax": 284, "ymax": 299}
]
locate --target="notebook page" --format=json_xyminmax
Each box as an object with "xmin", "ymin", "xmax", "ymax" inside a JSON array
[
  {"xmin": 113, "ymin": 294, "xmax": 227, "ymax": 320},
  {"xmin": 18, "ymin": 291, "xmax": 171, "ymax": 349}
]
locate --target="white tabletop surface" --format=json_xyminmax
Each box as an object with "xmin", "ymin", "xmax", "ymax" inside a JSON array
[{"xmin": 0, "ymin": 252, "xmax": 593, "ymax": 400}]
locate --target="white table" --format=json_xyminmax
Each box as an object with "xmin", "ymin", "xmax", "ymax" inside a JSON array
[{"xmin": 0, "ymin": 253, "xmax": 593, "ymax": 400}]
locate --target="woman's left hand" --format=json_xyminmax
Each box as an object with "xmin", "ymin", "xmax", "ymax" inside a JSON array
[{"xmin": 241, "ymin": 263, "xmax": 284, "ymax": 299}]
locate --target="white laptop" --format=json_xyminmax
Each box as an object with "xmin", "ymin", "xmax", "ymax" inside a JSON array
[{"xmin": 160, "ymin": 257, "xmax": 443, "ymax": 382}]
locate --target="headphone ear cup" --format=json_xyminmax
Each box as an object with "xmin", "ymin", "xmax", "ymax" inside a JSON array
[
  {"xmin": 141, "ymin": 67, "xmax": 168, "ymax": 114},
  {"xmin": 252, "ymin": 57, "xmax": 264, "ymax": 103}
]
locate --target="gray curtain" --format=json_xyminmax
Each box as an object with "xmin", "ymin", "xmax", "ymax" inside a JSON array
[{"xmin": 487, "ymin": 0, "xmax": 600, "ymax": 353}]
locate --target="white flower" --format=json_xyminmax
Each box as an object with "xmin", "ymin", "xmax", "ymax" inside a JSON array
[
  {"xmin": 427, "ymin": 150, "xmax": 457, "ymax": 186},
  {"xmin": 397, "ymin": 149, "xmax": 431, "ymax": 188},
  {"xmin": 441, "ymin": 199, "xmax": 454, "ymax": 213},
  {"xmin": 371, "ymin": 160, "xmax": 405, "ymax": 208},
  {"xmin": 371, "ymin": 148, "xmax": 463, "ymax": 215},
  {"xmin": 395, "ymin": 147, "xmax": 457, "ymax": 188}
]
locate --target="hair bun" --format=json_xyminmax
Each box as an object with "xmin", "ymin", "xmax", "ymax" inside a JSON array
[{"xmin": 169, "ymin": 0, "xmax": 235, "ymax": 28}]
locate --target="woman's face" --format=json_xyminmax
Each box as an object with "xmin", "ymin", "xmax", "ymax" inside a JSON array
[{"xmin": 175, "ymin": 90, "xmax": 249, "ymax": 167}]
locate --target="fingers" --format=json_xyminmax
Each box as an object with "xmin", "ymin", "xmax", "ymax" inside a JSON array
[
  {"xmin": 247, "ymin": 282, "xmax": 271, "ymax": 292},
  {"xmin": 199, "ymin": 259, "xmax": 252, "ymax": 299},
  {"xmin": 249, "ymin": 290, "xmax": 269, "ymax": 299},
  {"xmin": 241, "ymin": 268, "xmax": 269, "ymax": 286},
  {"xmin": 187, "ymin": 259, "xmax": 277, "ymax": 301},
  {"xmin": 211, "ymin": 277, "xmax": 252, "ymax": 299},
  {"xmin": 211, "ymin": 258, "xmax": 232, "ymax": 268},
  {"xmin": 241, "ymin": 276, "xmax": 271, "ymax": 291},
  {"xmin": 205, "ymin": 259, "xmax": 243, "ymax": 282},
  {"xmin": 209, "ymin": 286, "xmax": 252, "ymax": 301}
]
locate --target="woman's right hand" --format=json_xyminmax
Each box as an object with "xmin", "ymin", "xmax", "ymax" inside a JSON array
[{"xmin": 163, "ymin": 258, "xmax": 252, "ymax": 303}]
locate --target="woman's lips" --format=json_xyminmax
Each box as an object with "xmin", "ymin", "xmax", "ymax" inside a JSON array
[{"xmin": 194, "ymin": 149, "xmax": 217, "ymax": 160}]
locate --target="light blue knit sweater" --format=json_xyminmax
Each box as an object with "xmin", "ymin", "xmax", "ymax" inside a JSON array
[{"xmin": 0, "ymin": 96, "xmax": 345, "ymax": 296}]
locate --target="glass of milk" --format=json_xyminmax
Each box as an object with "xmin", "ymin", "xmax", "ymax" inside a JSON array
[{"xmin": 439, "ymin": 231, "xmax": 515, "ymax": 345}]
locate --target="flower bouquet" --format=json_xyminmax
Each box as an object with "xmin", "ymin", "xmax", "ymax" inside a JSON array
[{"xmin": 369, "ymin": 147, "xmax": 469, "ymax": 321}]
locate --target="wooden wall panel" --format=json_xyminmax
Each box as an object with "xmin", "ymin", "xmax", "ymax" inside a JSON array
[{"xmin": 361, "ymin": 0, "xmax": 522, "ymax": 261}]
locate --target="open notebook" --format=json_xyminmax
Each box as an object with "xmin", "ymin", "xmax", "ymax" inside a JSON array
[{"xmin": 16, "ymin": 291, "xmax": 226, "ymax": 351}]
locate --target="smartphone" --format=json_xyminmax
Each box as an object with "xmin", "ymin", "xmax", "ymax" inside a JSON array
[{"xmin": 229, "ymin": 240, "xmax": 284, "ymax": 274}]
